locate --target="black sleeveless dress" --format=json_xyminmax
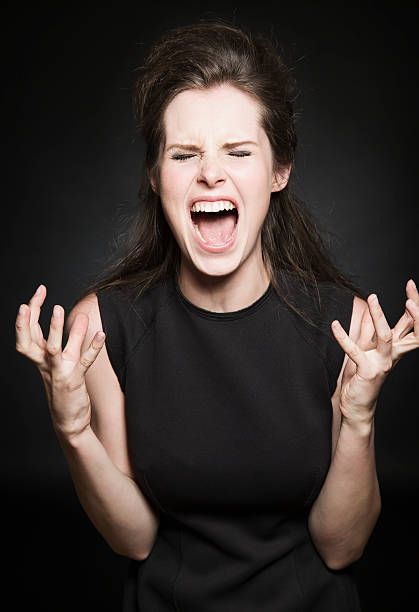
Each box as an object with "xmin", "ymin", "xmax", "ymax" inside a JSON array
[{"xmin": 96, "ymin": 271, "xmax": 362, "ymax": 611}]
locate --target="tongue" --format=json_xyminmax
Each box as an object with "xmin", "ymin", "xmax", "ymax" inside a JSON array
[{"xmin": 196, "ymin": 212, "xmax": 236, "ymax": 245}]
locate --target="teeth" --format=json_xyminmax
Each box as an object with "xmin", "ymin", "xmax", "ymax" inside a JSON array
[{"xmin": 191, "ymin": 200, "xmax": 237, "ymax": 213}]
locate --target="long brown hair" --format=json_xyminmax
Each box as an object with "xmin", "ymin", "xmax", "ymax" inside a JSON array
[{"xmin": 71, "ymin": 18, "xmax": 367, "ymax": 328}]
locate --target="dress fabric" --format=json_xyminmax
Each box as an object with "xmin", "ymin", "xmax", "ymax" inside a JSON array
[{"xmin": 96, "ymin": 271, "xmax": 362, "ymax": 611}]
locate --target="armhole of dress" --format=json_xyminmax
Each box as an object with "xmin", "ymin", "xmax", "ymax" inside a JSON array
[{"xmin": 96, "ymin": 288, "xmax": 127, "ymax": 393}]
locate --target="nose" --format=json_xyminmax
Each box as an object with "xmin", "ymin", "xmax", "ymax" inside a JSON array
[{"xmin": 196, "ymin": 154, "xmax": 227, "ymax": 187}]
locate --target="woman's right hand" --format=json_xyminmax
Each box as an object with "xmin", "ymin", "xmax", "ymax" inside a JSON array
[{"xmin": 15, "ymin": 284, "xmax": 106, "ymax": 441}]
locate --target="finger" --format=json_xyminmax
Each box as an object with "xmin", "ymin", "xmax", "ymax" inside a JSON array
[
  {"xmin": 405, "ymin": 298, "xmax": 419, "ymax": 338},
  {"xmin": 45, "ymin": 305, "xmax": 65, "ymax": 368},
  {"xmin": 15, "ymin": 303, "xmax": 32, "ymax": 353},
  {"xmin": 357, "ymin": 304, "xmax": 377, "ymax": 351},
  {"xmin": 331, "ymin": 319, "xmax": 369, "ymax": 370},
  {"xmin": 28, "ymin": 284, "xmax": 47, "ymax": 330},
  {"xmin": 406, "ymin": 278, "xmax": 418, "ymax": 303},
  {"xmin": 75, "ymin": 331, "xmax": 106, "ymax": 377},
  {"xmin": 367, "ymin": 294, "xmax": 393, "ymax": 356},
  {"xmin": 392, "ymin": 308, "xmax": 414, "ymax": 341},
  {"xmin": 392, "ymin": 298, "xmax": 419, "ymax": 362},
  {"xmin": 63, "ymin": 312, "xmax": 90, "ymax": 361},
  {"xmin": 393, "ymin": 279, "xmax": 418, "ymax": 341},
  {"xmin": 15, "ymin": 302, "xmax": 45, "ymax": 364}
]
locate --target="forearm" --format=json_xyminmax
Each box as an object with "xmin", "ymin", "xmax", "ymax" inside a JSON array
[
  {"xmin": 308, "ymin": 415, "xmax": 381, "ymax": 569},
  {"xmin": 55, "ymin": 425, "xmax": 158, "ymax": 560}
]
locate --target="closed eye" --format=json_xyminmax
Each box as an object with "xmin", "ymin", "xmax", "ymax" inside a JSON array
[
  {"xmin": 229, "ymin": 151, "xmax": 251, "ymax": 158},
  {"xmin": 170, "ymin": 151, "xmax": 252, "ymax": 162}
]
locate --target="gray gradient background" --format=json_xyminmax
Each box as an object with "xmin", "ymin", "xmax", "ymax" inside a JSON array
[{"xmin": 4, "ymin": 2, "xmax": 418, "ymax": 610}]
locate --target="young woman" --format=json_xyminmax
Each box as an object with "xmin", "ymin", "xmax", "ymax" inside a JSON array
[{"xmin": 15, "ymin": 19, "xmax": 418, "ymax": 611}]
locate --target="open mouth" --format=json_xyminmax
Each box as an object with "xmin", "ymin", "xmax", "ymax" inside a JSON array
[{"xmin": 190, "ymin": 206, "xmax": 239, "ymax": 246}]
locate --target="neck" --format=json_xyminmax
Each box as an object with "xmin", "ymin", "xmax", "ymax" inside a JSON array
[{"xmin": 176, "ymin": 251, "xmax": 271, "ymax": 314}]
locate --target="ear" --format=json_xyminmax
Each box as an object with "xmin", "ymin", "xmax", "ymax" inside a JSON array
[
  {"xmin": 148, "ymin": 169, "xmax": 158, "ymax": 194},
  {"xmin": 271, "ymin": 164, "xmax": 291, "ymax": 193}
]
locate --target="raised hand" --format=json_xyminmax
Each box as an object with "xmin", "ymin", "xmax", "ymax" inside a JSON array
[
  {"xmin": 330, "ymin": 279, "xmax": 419, "ymax": 427},
  {"xmin": 15, "ymin": 284, "xmax": 106, "ymax": 440}
]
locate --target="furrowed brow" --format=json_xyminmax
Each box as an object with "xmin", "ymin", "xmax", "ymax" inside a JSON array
[{"xmin": 166, "ymin": 140, "xmax": 258, "ymax": 152}]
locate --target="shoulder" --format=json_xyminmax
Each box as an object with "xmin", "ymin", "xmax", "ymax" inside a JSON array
[
  {"xmin": 65, "ymin": 284, "xmax": 149, "ymax": 342},
  {"xmin": 65, "ymin": 291, "xmax": 113, "ymax": 370},
  {"xmin": 65, "ymin": 292, "xmax": 102, "ymax": 346},
  {"xmin": 65, "ymin": 291, "xmax": 137, "ymax": 478},
  {"xmin": 317, "ymin": 281, "xmax": 368, "ymax": 340}
]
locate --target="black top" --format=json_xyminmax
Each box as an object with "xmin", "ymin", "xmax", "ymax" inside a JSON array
[{"xmin": 96, "ymin": 272, "xmax": 361, "ymax": 611}]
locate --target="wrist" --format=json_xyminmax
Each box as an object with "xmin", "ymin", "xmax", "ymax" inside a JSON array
[
  {"xmin": 53, "ymin": 422, "xmax": 93, "ymax": 448},
  {"xmin": 340, "ymin": 415, "xmax": 375, "ymax": 438}
]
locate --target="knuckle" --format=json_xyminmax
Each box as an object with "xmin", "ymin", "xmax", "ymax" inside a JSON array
[
  {"xmin": 380, "ymin": 331, "xmax": 393, "ymax": 344},
  {"xmin": 46, "ymin": 342, "xmax": 61, "ymax": 356},
  {"xmin": 15, "ymin": 342, "xmax": 27, "ymax": 354},
  {"xmin": 63, "ymin": 378, "xmax": 84, "ymax": 394},
  {"xmin": 51, "ymin": 370, "xmax": 66, "ymax": 385},
  {"xmin": 79, "ymin": 355, "xmax": 92, "ymax": 370}
]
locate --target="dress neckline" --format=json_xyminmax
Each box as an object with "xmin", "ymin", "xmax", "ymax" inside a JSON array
[{"xmin": 171, "ymin": 275, "xmax": 273, "ymax": 321}]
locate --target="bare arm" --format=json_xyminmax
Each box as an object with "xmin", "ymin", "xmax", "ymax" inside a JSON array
[
  {"xmin": 55, "ymin": 423, "xmax": 159, "ymax": 560},
  {"xmin": 62, "ymin": 293, "xmax": 160, "ymax": 559},
  {"xmin": 15, "ymin": 284, "xmax": 159, "ymax": 560},
  {"xmin": 308, "ymin": 296, "xmax": 381, "ymax": 570},
  {"xmin": 308, "ymin": 406, "xmax": 381, "ymax": 570}
]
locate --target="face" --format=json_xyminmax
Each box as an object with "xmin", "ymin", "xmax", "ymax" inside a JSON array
[{"xmin": 154, "ymin": 83, "xmax": 290, "ymax": 280}]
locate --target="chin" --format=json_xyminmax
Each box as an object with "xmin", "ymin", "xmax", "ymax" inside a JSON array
[{"xmin": 186, "ymin": 251, "xmax": 243, "ymax": 280}]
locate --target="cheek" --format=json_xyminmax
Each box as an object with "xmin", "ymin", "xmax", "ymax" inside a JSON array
[
  {"xmin": 233, "ymin": 159, "xmax": 271, "ymax": 188},
  {"xmin": 160, "ymin": 165, "xmax": 191, "ymax": 201},
  {"xmin": 248, "ymin": 202, "xmax": 271, "ymax": 230}
]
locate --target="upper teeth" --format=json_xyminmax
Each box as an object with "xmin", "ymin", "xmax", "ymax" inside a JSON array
[{"xmin": 191, "ymin": 200, "xmax": 237, "ymax": 213}]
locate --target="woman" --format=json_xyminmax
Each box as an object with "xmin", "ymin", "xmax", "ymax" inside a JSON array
[{"xmin": 15, "ymin": 19, "xmax": 418, "ymax": 611}]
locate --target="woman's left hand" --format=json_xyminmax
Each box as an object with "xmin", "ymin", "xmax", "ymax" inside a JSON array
[{"xmin": 331, "ymin": 279, "xmax": 419, "ymax": 427}]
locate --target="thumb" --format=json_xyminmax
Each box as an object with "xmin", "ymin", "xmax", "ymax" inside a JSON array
[
  {"xmin": 76, "ymin": 331, "xmax": 106, "ymax": 377},
  {"xmin": 357, "ymin": 302, "xmax": 377, "ymax": 351}
]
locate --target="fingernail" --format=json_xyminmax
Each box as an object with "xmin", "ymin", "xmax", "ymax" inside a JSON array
[
  {"xmin": 19, "ymin": 304, "xmax": 26, "ymax": 315},
  {"xmin": 410, "ymin": 279, "xmax": 417, "ymax": 289},
  {"xmin": 35, "ymin": 284, "xmax": 43, "ymax": 294}
]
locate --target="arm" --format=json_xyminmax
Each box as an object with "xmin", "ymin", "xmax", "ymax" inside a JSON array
[
  {"xmin": 308, "ymin": 295, "xmax": 381, "ymax": 570},
  {"xmin": 55, "ymin": 424, "xmax": 158, "ymax": 560},
  {"xmin": 309, "ymin": 280, "xmax": 418, "ymax": 569},
  {"xmin": 61, "ymin": 294, "xmax": 160, "ymax": 559},
  {"xmin": 16, "ymin": 284, "xmax": 158, "ymax": 560},
  {"xmin": 308, "ymin": 398, "xmax": 381, "ymax": 570}
]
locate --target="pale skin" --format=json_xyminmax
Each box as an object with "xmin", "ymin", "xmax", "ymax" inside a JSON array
[
  {"xmin": 15, "ymin": 83, "xmax": 419, "ymax": 569},
  {"xmin": 310, "ymin": 281, "xmax": 419, "ymax": 568},
  {"xmin": 154, "ymin": 84, "xmax": 290, "ymax": 312}
]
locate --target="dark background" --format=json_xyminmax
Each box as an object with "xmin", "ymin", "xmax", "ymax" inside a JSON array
[{"xmin": 4, "ymin": 1, "xmax": 418, "ymax": 610}]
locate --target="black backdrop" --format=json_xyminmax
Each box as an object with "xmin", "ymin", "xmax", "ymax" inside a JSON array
[{"xmin": 4, "ymin": 2, "xmax": 418, "ymax": 610}]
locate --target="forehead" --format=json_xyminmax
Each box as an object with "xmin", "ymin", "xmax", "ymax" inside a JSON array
[{"xmin": 163, "ymin": 84, "xmax": 263, "ymax": 143}]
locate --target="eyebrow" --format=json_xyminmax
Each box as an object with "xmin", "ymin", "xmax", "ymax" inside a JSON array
[{"xmin": 166, "ymin": 140, "xmax": 258, "ymax": 152}]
